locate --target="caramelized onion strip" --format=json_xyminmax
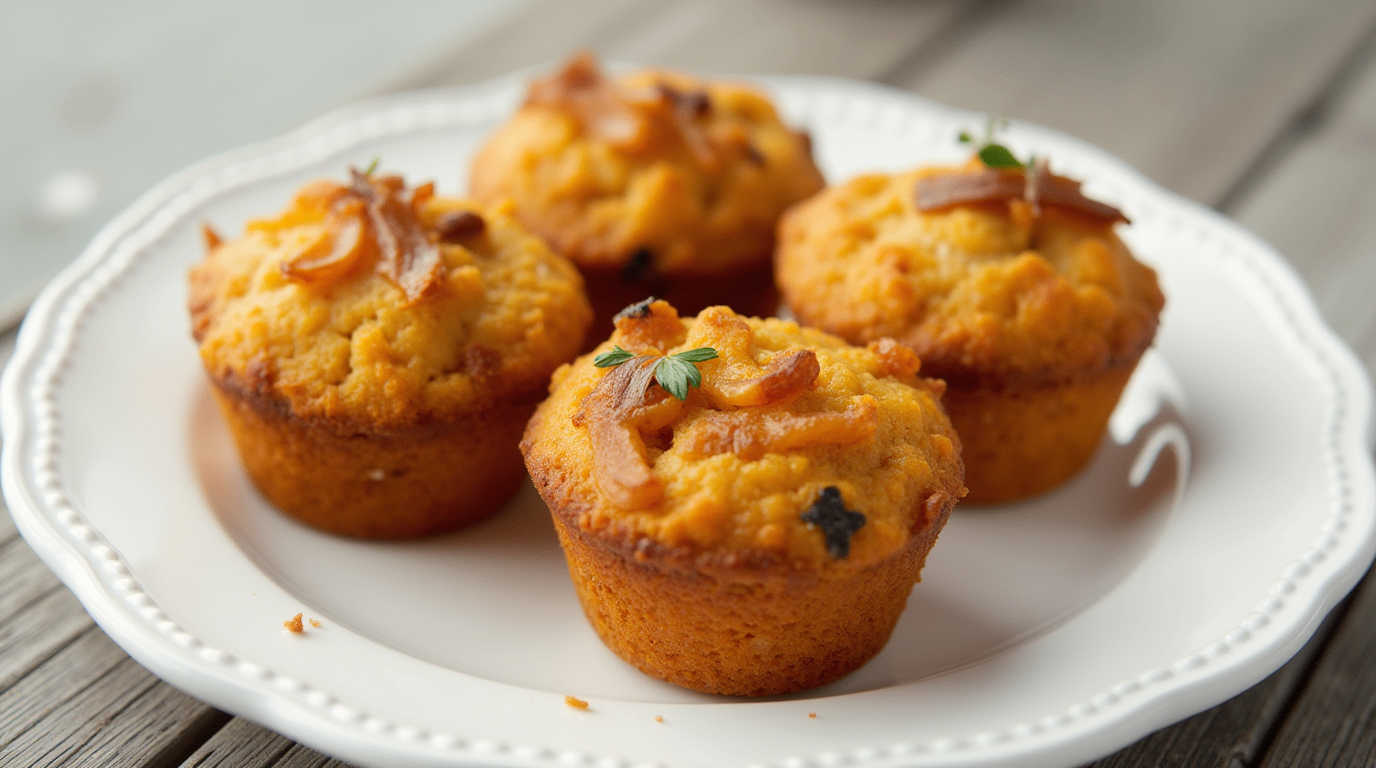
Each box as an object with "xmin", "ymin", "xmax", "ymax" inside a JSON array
[
  {"xmin": 280, "ymin": 201, "xmax": 369, "ymax": 284},
  {"xmin": 710, "ymin": 349, "xmax": 820, "ymax": 407},
  {"xmin": 915, "ymin": 167, "xmax": 1128, "ymax": 224},
  {"xmin": 573, "ymin": 356, "xmax": 685, "ymax": 509},
  {"xmin": 350, "ymin": 170, "xmax": 445, "ymax": 304},
  {"xmin": 689, "ymin": 309, "xmax": 820, "ymax": 407},
  {"xmin": 679, "ymin": 396, "xmax": 878, "ymax": 461}
]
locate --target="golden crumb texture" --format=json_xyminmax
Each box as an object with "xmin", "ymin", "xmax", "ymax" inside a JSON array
[
  {"xmin": 471, "ymin": 53, "xmax": 824, "ymax": 277},
  {"xmin": 189, "ymin": 181, "xmax": 592, "ymax": 434},
  {"xmin": 777, "ymin": 166, "xmax": 1164, "ymax": 385},
  {"xmin": 522, "ymin": 302, "xmax": 965, "ymax": 571}
]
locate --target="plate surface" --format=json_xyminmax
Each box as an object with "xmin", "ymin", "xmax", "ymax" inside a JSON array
[{"xmin": 3, "ymin": 74, "xmax": 1375, "ymax": 768}]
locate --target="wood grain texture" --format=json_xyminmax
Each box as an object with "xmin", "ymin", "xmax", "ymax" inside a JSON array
[
  {"xmin": 599, "ymin": 0, "xmax": 969, "ymax": 78},
  {"xmin": 1259, "ymin": 575, "xmax": 1376, "ymax": 767},
  {"xmin": 0, "ymin": 587, "xmax": 95, "ymax": 694},
  {"xmin": 179, "ymin": 718, "xmax": 294, "ymax": 768},
  {"xmin": 0, "ymin": 627, "xmax": 228, "ymax": 767},
  {"xmin": 1085, "ymin": 600, "xmax": 1348, "ymax": 767},
  {"xmin": 394, "ymin": 0, "xmax": 970, "ymax": 88},
  {"xmin": 1231, "ymin": 36, "xmax": 1376, "ymax": 376},
  {"xmin": 888, "ymin": 0, "xmax": 1376, "ymax": 205}
]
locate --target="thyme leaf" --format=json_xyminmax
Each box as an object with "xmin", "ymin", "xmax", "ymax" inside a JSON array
[{"xmin": 593, "ymin": 346, "xmax": 718, "ymax": 400}]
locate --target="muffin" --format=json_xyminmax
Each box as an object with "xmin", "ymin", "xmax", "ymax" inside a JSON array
[
  {"xmin": 521, "ymin": 300, "xmax": 965, "ymax": 696},
  {"xmin": 470, "ymin": 52, "xmax": 824, "ymax": 336},
  {"xmin": 776, "ymin": 159, "xmax": 1164, "ymax": 504},
  {"xmin": 189, "ymin": 168, "xmax": 592, "ymax": 538}
]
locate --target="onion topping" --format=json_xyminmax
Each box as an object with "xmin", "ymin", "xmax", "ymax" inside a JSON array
[
  {"xmin": 573, "ymin": 356, "xmax": 685, "ymax": 509},
  {"xmin": 525, "ymin": 52, "xmax": 729, "ymax": 170},
  {"xmin": 915, "ymin": 167, "xmax": 1128, "ymax": 224},
  {"xmin": 679, "ymin": 396, "xmax": 878, "ymax": 461}
]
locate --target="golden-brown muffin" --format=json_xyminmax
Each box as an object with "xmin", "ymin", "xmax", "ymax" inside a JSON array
[
  {"xmin": 190, "ymin": 169, "xmax": 592, "ymax": 537},
  {"xmin": 776, "ymin": 161, "xmax": 1165, "ymax": 503},
  {"xmin": 471, "ymin": 53, "xmax": 824, "ymax": 337},
  {"xmin": 522, "ymin": 300, "xmax": 965, "ymax": 696}
]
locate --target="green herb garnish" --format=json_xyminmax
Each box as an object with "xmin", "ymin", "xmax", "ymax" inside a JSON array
[
  {"xmin": 593, "ymin": 346, "xmax": 719, "ymax": 400},
  {"xmin": 593, "ymin": 345, "xmax": 635, "ymax": 368},
  {"xmin": 958, "ymin": 116, "xmax": 1034, "ymax": 171},
  {"xmin": 363, "ymin": 157, "xmax": 381, "ymax": 176}
]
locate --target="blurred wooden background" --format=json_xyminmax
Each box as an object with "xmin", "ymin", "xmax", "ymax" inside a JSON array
[{"xmin": 3, "ymin": 1, "xmax": 1376, "ymax": 765}]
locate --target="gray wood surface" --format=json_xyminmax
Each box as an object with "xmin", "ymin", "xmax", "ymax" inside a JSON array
[
  {"xmin": 891, "ymin": 0, "xmax": 1376, "ymax": 207},
  {"xmin": 3, "ymin": 1, "xmax": 1376, "ymax": 767}
]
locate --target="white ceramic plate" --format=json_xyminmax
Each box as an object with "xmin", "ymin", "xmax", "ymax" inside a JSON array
[{"xmin": 3, "ymin": 73, "xmax": 1375, "ymax": 768}]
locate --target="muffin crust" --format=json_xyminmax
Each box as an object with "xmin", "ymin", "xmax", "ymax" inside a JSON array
[
  {"xmin": 191, "ymin": 172, "xmax": 592, "ymax": 536},
  {"xmin": 471, "ymin": 54, "xmax": 823, "ymax": 332},
  {"xmin": 777, "ymin": 166, "xmax": 1163, "ymax": 387},
  {"xmin": 523, "ymin": 302, "xmax": 964, "ymax": 694}
]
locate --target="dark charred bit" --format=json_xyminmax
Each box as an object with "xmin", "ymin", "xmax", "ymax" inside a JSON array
[
  {"xmin": 658, "ymin": 83, "xmax": 711, "ymax": 116},
  {"xmin": 796, "ymin": 130, "xmax": 813, "ymax": 156},
  {"xmin": 745, "ymin": 143, "xmax": 765, "ymax": 165},
  {"xmin": 437, "ymin": 210, "xmax": 486, "ymax": 243},
  {"xmin": 621, "ymin": 248, "xmax": 655, "ymax": 282},
  {"xmin": 800, "ymin": 486, "xmax": 866, "ymax": 559},
  {"xmin": 614, "ymin": 296, "xmax": 660, "ymax": 321}
]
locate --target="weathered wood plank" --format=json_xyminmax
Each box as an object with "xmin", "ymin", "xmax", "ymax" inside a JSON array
[
  {"xmin": 271, "ymin": 745, "xmax": 350, "ymax": 768},
  {"xmin": 1259, "ymin": 573, "xmax": 1376, "ymax": 767},
  {"xmin": 394, "ymin": 0, "xmax": 970, "ymax": 89},
  {"xmin": 179, "ymin": 718, "xmax": 294, "ymax": 768},
  {"xmin": 1230, "ymin": 41, "xmax": 1376, "ymax": 375},
  {"xmin": 1085, "ymin": 599, "xmax": 1347, "ymax": 767},
  {"xmin": 0, "ymin": 626, "xmax": 227, "ymax": 767},
  {"xmin": 888, "ymin": 0, "xmax": 1376, "ymax": 206},
  {"xmin": 62, "ymin": 687, "xmax": 228, "ymax": 768},
  {"xmin": 0, "ymin": 537, "xmax": 65, "ymax": 624},
  {"xmin": 599, "ymin": 0, "xmax": 970, "ymax": 78},
  {"xmin": 0, "ymin": 587, "xmax": 95, "ymax": 694},
  {"xmin": 0, "ymin": 628, "xmax": 130, "ymax": 749},
  {"xmin": 388, "ymin": 0, "xmax": 662, "ymax": 89}
]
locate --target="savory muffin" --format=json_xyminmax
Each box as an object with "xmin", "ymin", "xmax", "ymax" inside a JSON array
[
  {"xmin": 190, "ymin": 169, "xmax": 592, "ymax": 538},
  {"xmin": 470, "ymin": 52, "xmax": 824, "ymax": 336},
  {"xmin": 776, "ymin": 159, "xmax": 1164, "ymax": 503},
  {"xmin": 522, "ymin": 300, "xmax": 965, "ymax": 696}
]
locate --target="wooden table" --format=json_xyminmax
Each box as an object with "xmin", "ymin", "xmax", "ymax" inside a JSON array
[{"xmin": 3, "ymin": 1, "xmax": 1376, "ymax": 765}]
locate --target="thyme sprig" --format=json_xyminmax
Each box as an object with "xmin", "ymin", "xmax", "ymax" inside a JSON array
[
  {"xmin": 958, "ymin": 116, "xmax": 1045, "ymax": 208},
  {"xmin": 958, "ymin": 116, "xmax": 1036, "ymax": 170},
  {"xmin": 593, "ymin": 345, "xmax": 719, "ymax": 400}
]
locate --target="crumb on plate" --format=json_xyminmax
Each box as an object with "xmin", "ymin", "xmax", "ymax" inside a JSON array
[
  {"xmin": 808, "ymin": 712, "xmax": 817, "ymax": 719},
  {"xmin": 655, "ymin": 715, "xmax": 664, "ymax": 723},
  {"xmin": 565, "ymin": 695, "xmax": 589, "ymax": 710},
  {"xmin": 309, "ymin": 618, "xmax": 322, "ymax": 628},
  {"xmin": 284, "ymin": 613, "xmax": 304, "ymax": 633}
]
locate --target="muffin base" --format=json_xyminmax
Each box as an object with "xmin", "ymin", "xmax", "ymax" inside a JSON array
[
  {"xmin": 551, "ymin": 500, "xmax": 952, "ymax": 697},
  {"xmin": 212, "ymin": 386, "xmax": 531, "ymax": 539},
  {"xmin": 946, "ymin": 363, "xmax": 1138, "ymax": 505}
]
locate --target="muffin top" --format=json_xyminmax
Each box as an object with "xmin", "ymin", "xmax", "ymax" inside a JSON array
[
  {"xmin": 470, "ymin": 52, "xmax": 824, "ymax": 277},
  {"xmin": 776, "ymin": 161, "xmax": 1165, "ymax": 386},
  {"xmin": 190, "ymin": 169, "xmax": 592, "ymax": 433},
  {"xmin": 522, "ymin": 300, "xmax": 965, "ymax": 572}
]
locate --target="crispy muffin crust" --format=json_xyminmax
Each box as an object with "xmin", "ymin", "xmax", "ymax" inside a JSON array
[
  {"xmin": 470, "ymin": 54, "xmax": 824, "ymax": 281},
  {"xmin": 523, "ymin": 305, "xmax": 964, "ymax": 570},
  {"xmin": 191, "ymin": 186, "xmax": 592, "ymax": 434},
  {"xmin": 190, "ymin": 174, "xmax": 591, "ymax": 536},
  {"xmin": 776, "ymin": 167, "xmax": 1164, "ymax": 387},
  {"xmin": 522, "ymin": 302, "xmax": 964, "ymax": 695}
]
